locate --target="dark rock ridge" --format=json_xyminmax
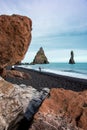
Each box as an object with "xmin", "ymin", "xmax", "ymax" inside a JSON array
[
  {"xmin": 0, "ymin": 14, "xmax": 32, "ymax": 76},
  {"xmin": 31, "ymin": 47, "xmax": 49, "ymax": 64},
  {"xmin": 69, "ymin": 50, "xmax": 75, "ymax": 64}
]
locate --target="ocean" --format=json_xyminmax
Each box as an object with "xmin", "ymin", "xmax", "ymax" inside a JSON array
[{"xmin": 19, "ymin": 62, "xmax": 87, "ymax": 79}]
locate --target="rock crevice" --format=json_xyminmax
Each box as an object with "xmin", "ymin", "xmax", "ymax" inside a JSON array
[{"xmin": 0, "ymin": 77, "xmax": 50, "ymax": 130}]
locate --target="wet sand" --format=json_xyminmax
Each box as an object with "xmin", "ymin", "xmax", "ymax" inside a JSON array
[{"xmin": 6, "ymin": 66, "xmax": 87, "ymax": 92}]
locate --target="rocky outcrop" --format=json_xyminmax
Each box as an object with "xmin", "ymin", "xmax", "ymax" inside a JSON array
[
  {"xmin": 0, "ymin": 14, "xmax": 32, "ymax": 75},
  {"xmin": 69, "ymin": 50, "xmax": 75, "ymax": 64},
  {"xmin": 31, "ymin": 47, "xmax": 49, "ymax": 64},
  {"xmin": 6, "ymin": 70, "xmax": 31, "ymax": 79},
  {"xmin": 0, "ymin": 77, "xmax": 49, "ymax": 130},
  {"xmin": 30, "ymin": 88, "xmax": 87, "ymax": 130}
]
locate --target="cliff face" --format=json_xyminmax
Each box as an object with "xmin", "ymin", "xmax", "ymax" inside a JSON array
[
  {"xmin": 31, "ymin": 47, "xmax": 49, "ymax": 64},
  {"xmin": 0, "ymin": 14, "xmax": 32, "ymax": 69},
  {"xmin": 69, "ymin": 50, "xmax": 75, "ymax": 64}
]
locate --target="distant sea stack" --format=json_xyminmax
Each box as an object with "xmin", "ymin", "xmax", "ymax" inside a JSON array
[
  {"xmin": 69, "ymin": 50, "xmax": 75, "ymax": 64},
  {"xmin": 31, "ymin": 47, "xmax": 49, "ymax": 64}
]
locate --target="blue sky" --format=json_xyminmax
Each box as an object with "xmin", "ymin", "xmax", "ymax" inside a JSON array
[{"xmin": 0, "ymin": 0, "xmax": 87, "ymax": 62}]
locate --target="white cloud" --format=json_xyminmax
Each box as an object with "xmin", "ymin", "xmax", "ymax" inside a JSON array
[
  {"xmin": 0, "ymin": 0, "xmax": 87, "ymax": 36},
  {"xmin": 0, "ymin": 0, "xmax": 87, "ymax": 62}
]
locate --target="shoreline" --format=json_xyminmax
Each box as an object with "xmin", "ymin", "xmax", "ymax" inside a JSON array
[
  {"xmin": 43, "ymin": 69, "xmax": 87, "ymax": 80},
  {"xmin": 6, "ymin": 66, "xmax": 87, "ymax": 92},
  {"xmin": 18, "ymin": 62, "xmax": 87, "ymax": 80}
]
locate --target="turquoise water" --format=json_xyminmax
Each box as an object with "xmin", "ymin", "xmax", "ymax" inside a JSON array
[{"xmin": 20, "ymin": 63, "xmax": 87, "ymax": 79}]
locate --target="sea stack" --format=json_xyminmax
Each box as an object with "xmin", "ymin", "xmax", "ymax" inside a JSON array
[
  {"xmin": 69, "ymin": 50, "xmax": 75, "ymax": 64},
  {"xmin": 31, "ymin": 47, "xmax": 49, "ymax": 64}
]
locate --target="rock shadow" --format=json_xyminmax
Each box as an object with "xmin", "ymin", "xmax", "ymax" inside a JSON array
[{"xmin": 8, "ymin": 88, "xmax": 49, "ymax": 130}]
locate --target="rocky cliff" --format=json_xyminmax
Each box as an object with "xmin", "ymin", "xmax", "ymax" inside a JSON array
[
  {"xmin": 31, "ymin": 47, "xmax": 49, "ymax": 64},
  {"xmin": 0, "ymin": 14, "xmax": 32, "ymax": 72}
]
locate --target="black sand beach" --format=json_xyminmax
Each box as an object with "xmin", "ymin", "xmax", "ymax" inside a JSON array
[{"xmin": 5, "ymin": 66, "xmax": 87, "ymax": 92}]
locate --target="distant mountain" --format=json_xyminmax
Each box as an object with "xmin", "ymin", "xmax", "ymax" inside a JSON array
[{"xmin": 31, "ymin": 47, "xmax": 49, "ymax": 64}]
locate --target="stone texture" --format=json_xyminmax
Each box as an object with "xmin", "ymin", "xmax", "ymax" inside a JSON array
[
  {"xmin": 29, "ymin": 88, "xmax": 87, "ymax": 130},
  {"xmin": 31, "ymin": 47, "xmax": 49, "ymax": 64},
  {"xmin": 6, "ymin": 70, "xmax": 31, "ymax": 79},
  {"xmin": 0, "ymin": 77, "xmax": 49, "ymax": 130},
  {"xmin": 69, "ymin": 50, "xmax": 75, "ymax": 64},
  {"xmin": 0, "ymin": 14, "xmax": 32, "ymax": 70}
]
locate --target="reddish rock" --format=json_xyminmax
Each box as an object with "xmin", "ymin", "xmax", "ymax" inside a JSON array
[
  {"xmin": 0, "ymin": 14, "xmax": 32, "ymax": 70},
  {"xmin": 29, "ymin": 88, "xmax": 87, "ymax": 130},
  {"xmin": 6, "ymin": 70, "xmax": 31, "ymax": 79}
]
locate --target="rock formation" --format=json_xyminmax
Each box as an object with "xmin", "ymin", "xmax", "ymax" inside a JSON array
[
  {"xmin": 30, "ymin": 88, "xmax": 87, "ymax": 130},
  {"xmin": 6, "ymin": 69, "xmax": 31, "ymax": 79},
  {"xmin": 69, "ymin": 50, "xmax": 75, "ymax": 64},
  {"xmin": 0, "ymin": 14, "xmax": 32, "ymax": 76},
  {"xmin": 0, "ymin": 77, "xmax": 49, "ymax": 130},
  {"xmin": 31, "ymin": 47, "xmax": 49, "ymax": 64}
]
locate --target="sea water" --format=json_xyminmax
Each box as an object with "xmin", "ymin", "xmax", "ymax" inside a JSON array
[{"xmin": 19, "ymin": 62, "xmax": 87, "ymax": 79}]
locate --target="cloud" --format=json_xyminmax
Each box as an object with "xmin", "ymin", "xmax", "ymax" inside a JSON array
[
  {"xmin": 0, "ymin": 0, "xmax": 87, "ymax": 62},
  {"xmin": 0, "ymin": 0, "xmax": 87, "ymax": 36}
]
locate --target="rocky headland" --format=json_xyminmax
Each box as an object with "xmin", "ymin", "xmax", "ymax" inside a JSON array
[{"xmin": 31, "ymin": 47, "xmax": 49, "ymax": 64}]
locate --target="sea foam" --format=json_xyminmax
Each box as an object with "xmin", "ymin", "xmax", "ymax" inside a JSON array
[{"xmin": 42, "ymin": 69, "xmax": 87, "ymax": 80}]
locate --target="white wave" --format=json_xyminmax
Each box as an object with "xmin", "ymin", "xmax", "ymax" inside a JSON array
[
  {"xmin": 17, "ymin": 65, "xmax": 87, "ymax": 80},
  {"xmin": 17, "ymin": 65, "xmax": 32, "ymax": 69},
  {"xmin": 42, "ymin": 69, "xmax": 87, "ymax": 80}
]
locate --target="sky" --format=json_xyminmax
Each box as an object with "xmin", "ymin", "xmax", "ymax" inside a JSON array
[{"xmin": 0, "ymin": 0, "xmax": 87, "ymax": 62}]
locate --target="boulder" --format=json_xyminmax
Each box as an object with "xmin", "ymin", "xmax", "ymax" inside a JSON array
[
  {"xmin": 31, "ymin": 47, "xmax": 49, "ymax": 64},
  {"xmin": 29, "ymin": 88, "xmax": 87, "ymax": 130},
  {"xmin": 0, "ymin": 77, "xmax": 49, "ymax": 130},
  {"xmin": 6, "ymin": 70, "xmax": 31, "ymax": 79},
  {"xmin": 0, "ymin": 14, "xmax": 32, "ymax": 70}
]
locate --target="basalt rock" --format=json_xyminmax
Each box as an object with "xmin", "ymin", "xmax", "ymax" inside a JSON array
[
  {"xmin": 0, "ymin": 14, "xmax": 32, "ymax": 76},
  {"xmin": 0, "ymin": 77, "xmax": 49, "ymax": 130},
  {"xmin": 31, "ymin": 47, "xmax": 49, "ymax": 64},
  {"xmin": 69, "ymin": 50, "xmax": 75, "ymax": 64},
  {"xmin": 29, "ymin": 88, "xmax": 87, "ymax": 130}
]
